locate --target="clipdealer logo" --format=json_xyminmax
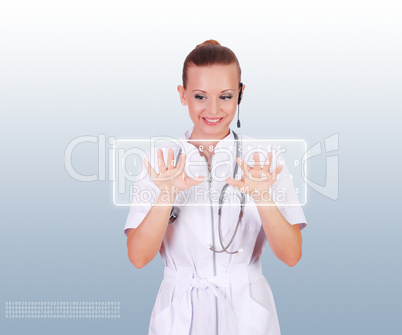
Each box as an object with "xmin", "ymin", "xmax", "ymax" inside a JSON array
[
  {"xmin": 301, "ymin": 133, "xmax": 339, "ymax": 200},
  {"xmin": 64, "ymin": 133, "xmax": 339, "ymax": 203}
]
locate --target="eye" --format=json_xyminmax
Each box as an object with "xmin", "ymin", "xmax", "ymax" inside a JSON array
[
  {"xmin": 194, "ymin": 94, "xmax": 206, "ymax": 100},
  {"xmin": 220, "ymin": 95, "xmax": 233, "ymax": 100}
]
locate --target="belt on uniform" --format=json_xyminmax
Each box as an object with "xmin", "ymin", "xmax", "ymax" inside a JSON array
[{"xmin": 161, "ymin": 262, "xmax": 264, "ymax": 335}]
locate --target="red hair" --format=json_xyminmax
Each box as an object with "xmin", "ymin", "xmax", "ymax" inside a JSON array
[{"xmin": 182, "ymin": 39, "xmax": 241, "ymax": 89}]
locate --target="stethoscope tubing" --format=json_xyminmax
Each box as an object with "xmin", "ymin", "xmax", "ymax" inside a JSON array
[{"xmin": 169, "ymin": 130, "xmax": 245, "ymax": 254}]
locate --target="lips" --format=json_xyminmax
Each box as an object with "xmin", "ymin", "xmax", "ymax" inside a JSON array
[{"xmin": 202, "ymin": 117, "xmax": 223, "ymax": 126}]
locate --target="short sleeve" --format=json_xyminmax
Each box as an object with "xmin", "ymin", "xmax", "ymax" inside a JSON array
[
  {"xmin": 271, "ymin": 148, "xmax": 308, "ymax": 231},
  {"xmin": 123, "ymin": 152, "xmax": 160, "ymax": 237}
]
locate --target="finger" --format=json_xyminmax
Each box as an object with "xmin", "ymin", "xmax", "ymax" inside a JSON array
[
  {"xmin": 236, "ymin": 157, "xmax": 251, "ymax": 176},
  {"xmin": 170, "ymin": 153, "xmax": 186, "ymax": 179},
  {"xmin": 273, "ymin": 164, "xmax": 283, "ymax": 181},
  {"xmin": 143, "ymin": 158, "xmax": 157, "ymax": 181},
  {"xmin": 167, "ymin": 148, "xmax": 175, "ymax": 170},
  {"xmin": 186, "ymin": 174, "xmax": 205, "ymax": 187},
  {"xmin": 238, "ymin": 157, "xmax": 257, "ymax": 181},
  {"xmin": 177, "ymin": 153, "xmax": 186, "ymax": 170},
  {"xmin": 157, "ymin": 148, "xmax": 166, "ymax": 173},
  {"xmin": 183, "ymin": 169, "xmax": 205, "ymax": 188},
  {"xmin": 253, "ymin": 152, "xmax": 262, "ymax": 170},
  {"xmin": 226, "ymin": 177, "xmax": 246, "ymax": 191},
  {"xmin": 171, "ymin": 153, "xmax": 186, "ymax": 179},
  {"xmin": 263, "ymin": 151, "xmax": 272, "ymax": 172}
]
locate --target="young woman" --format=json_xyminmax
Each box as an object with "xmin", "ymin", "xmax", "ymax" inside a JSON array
[{"xmin": 124, "ymin": 40, "xmax": 308, "ymax": 335}]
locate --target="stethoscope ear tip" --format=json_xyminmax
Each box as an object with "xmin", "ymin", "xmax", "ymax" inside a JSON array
[{"xmin": 238, "ymin": 248, "xmax": 244, "ymax": 253}]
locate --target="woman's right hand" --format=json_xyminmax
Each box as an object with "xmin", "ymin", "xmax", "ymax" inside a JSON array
[{"xmin": 143, "ymin": 148, "xmax": 205, "ymax": 200}]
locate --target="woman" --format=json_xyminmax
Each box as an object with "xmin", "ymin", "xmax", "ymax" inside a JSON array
[{"xmin": 124, "ymin": 40, "xmax": 307, "ymax": 335}]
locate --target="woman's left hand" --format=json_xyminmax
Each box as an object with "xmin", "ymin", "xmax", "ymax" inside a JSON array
[{"xmin": 225, "ymin": 151, "xmax": 283, "ymax": 203}]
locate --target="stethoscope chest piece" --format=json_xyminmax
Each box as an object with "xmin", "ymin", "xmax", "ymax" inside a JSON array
[{"xmin": 169, "ymin": 206, "xmax": 180, "ymax": 224}]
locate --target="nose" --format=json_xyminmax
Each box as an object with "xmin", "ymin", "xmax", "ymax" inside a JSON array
[{"xmin": 209, "ymin": 98, "xmax": 220, "ymax": 116}]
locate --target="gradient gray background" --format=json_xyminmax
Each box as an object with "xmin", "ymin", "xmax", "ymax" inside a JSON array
[{"xmin": 1, "ymin": 1, "xmax": 401, "ymax": 334}]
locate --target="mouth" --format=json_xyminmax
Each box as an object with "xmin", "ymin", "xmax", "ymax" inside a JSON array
[{"xmin": 202, "ymin": 117, "xmax": 224, "ymax": 126}]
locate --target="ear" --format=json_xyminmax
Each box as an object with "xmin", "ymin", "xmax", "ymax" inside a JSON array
[
  {"xmin": 239, "ymin": 83, "xmax": 246, "ymax": 104},
  {"xmin": 177, "ymin": 85, "xmax": 187, "ymax": 106}
]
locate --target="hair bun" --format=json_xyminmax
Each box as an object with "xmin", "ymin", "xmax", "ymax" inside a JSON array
[{"xmin": 196, "ymin": 39, "xmax": 221, "ymax": 48}]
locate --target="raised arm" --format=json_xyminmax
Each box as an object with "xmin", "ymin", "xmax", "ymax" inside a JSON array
[
  {"xmin": 226, "ymin": 151, "xmax": 303, "ymax": 267},
  {"xmin": 126, "ymin": 148, "xmax": 204, "ymax": 269}
]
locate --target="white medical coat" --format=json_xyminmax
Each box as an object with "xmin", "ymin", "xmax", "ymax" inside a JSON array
[{"xmin": 124, "ymin": 127, "xmax": 308, "ymax": 335}]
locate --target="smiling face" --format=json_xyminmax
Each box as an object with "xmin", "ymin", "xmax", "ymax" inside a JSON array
[{"xmin": 178, "ymin": 63, "xmax": 244, "ymax": 140}]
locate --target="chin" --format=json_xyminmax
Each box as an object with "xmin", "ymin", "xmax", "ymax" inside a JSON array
[{"xmin": 200, "ymin": 124, "xmax": 231, "ymax": 137}]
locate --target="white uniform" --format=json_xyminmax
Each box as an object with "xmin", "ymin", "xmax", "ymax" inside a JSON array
[{"xmin": 124, "ymin": 127, "xmax": 307, "ymax": 335}]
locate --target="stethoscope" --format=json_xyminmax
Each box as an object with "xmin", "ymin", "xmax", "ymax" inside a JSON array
[{"xmin": 168, "ymin": 130, "xmax": 245, "ymax": 254}]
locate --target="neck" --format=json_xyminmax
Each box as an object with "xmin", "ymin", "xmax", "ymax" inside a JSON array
[
  {"xmin": 188, "ymin": 128, "xmax": 231, "ymax": 164},
  {"xmin": 189, "ymin": 128, "xmax": 230, "ymax": 148}
]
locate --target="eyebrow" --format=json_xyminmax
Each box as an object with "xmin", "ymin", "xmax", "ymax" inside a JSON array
[{"xmin": 192, "ymin": 89, "xmax": 235, "ymax": 93}]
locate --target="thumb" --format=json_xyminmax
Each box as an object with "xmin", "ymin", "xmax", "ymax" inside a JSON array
[
  {"xmin": 187, "ymin": 174, "xmax": 205, "ymax": 187},
  {"xmin": 226, "ymin": 177, "xmax": 243, "ymax": 189}
]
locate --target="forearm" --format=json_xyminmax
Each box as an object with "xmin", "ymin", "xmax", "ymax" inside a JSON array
[
  {"xmin": 255, "ymin": 198, "xmax": 302, "ymax": 267},
  {"xmin": 127, "ymin": 190, "xmax": 175, "ymax": 268}
]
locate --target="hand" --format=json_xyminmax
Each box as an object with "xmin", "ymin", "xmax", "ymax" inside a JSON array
[
  {"xmin": 225, "ymin": 151, "xmax": 283, "ymax": 203},
  {"xmin": 143, "ymin": 148, "xmax": 205, "ymax": 199}
]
